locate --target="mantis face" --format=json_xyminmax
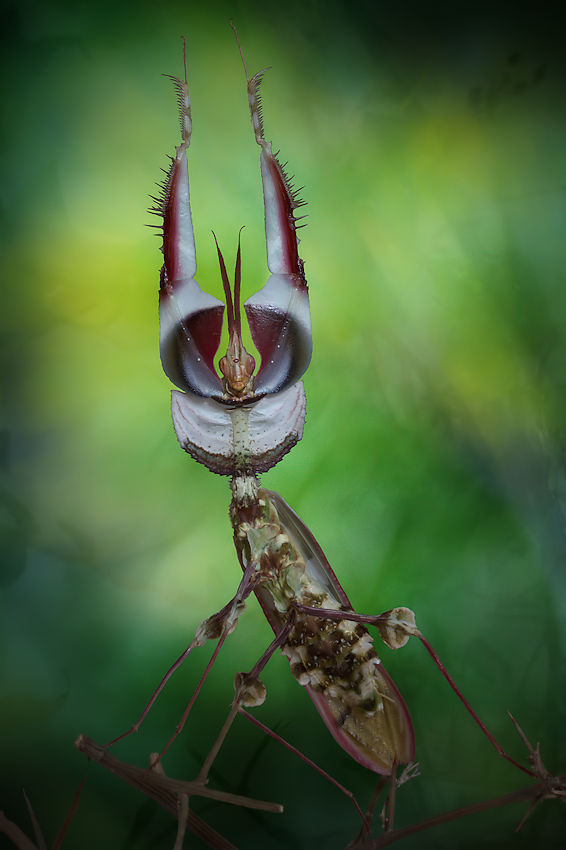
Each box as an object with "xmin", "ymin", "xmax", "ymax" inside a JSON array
[{"xmin": 151, "ymin": 39, "xmax": 311, "ymax": 474}]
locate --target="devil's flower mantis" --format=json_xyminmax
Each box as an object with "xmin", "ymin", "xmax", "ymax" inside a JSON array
[
  {"xmin": 149, "ymin": 30, "xmax": 416, "ymax": 778},
  {"xmin": 66, "ymin": 28, "xmax": 566, "ymax": 850}
]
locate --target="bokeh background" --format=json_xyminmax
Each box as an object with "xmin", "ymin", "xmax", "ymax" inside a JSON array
[{"xmin": 1, "ymin": 1, "xmax": 565, "ymax": 847}]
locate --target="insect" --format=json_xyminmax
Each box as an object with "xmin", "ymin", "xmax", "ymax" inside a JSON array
[
  {"xmin": 106, "ymin": 29, "xmax": 549, "ymax": 836},
  {"xmin": 150, "ymin": 28, "xmax": 415, "ymax": 777},
  {"xmin": 60, "ymin": 27, "xmax": 564, "ymax": 850}
]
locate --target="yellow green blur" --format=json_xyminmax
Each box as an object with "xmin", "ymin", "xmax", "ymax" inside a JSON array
[{"xmin": 2, "ymin": 3, "xmax": 564, "ymax": 848}]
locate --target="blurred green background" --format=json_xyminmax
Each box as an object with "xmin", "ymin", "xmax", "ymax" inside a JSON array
[{"xmin": 1, "ymin": 1, "xmax": 565, "ymax": 847}]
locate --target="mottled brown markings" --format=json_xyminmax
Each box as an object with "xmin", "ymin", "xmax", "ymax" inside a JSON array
[{"xmin": 228, "ymin": 484, "xmax": 410, "ymax": 771}]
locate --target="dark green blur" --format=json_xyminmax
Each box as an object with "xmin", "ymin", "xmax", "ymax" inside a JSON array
[{"xmin": 1, "ymin": 1, "xmax": 565, "ymax": 847}]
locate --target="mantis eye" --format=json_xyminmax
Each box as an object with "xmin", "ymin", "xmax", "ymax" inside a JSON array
[
  {"xmin": 244, "ymin": 271, "xmax": 311, "ymax": 396},
  {"xmin": 159, "ymin": 273, "xmax": 225, "ymax": 398}
]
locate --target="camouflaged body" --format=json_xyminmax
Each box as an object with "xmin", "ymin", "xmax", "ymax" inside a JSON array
[{"xmin": 231, "ymin": 483, "xmax": 411, "ymax": 772}]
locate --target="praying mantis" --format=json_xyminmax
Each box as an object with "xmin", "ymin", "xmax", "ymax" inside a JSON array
[
  {"xmin": 151, "ymin": 26, "xmax": 414, "ymax": 779},
  {"xmin": 71, "ymin": 26, "xmax": 566, "ymax": 850},
  {"xmin": 0, "ymin": 22, "xmax": 564, "ymax": 850}
]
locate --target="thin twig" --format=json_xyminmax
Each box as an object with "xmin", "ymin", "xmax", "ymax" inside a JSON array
[
  {"xmin": 22, "ymin": 792, "xmax": 46, "ymax": 850},
  {"xmin": 173, "ymin": 794, "xmax": 189, "ymax": 850},
  {"xmin": 358, "ymin": 783, "xmax": 546, "ymax": 848},
  {"xmin": 51, "ymin": 777, "xmax": 86, "ymax": 850},
  {"xmin": 0, "ymin": 812, "xmax": 38, "ymax": 850},
  {"xmin": 76, "ymin": 734, "xmax": 283, "ymax": 850},
  {"xmin": 76, "ymin": 734, "xmax": 282, "ymax": 814}
]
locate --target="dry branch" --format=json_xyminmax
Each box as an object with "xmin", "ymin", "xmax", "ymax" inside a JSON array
[{"xmin": 75, "ymin": 734, "xmax": 283, "ymax": 850}]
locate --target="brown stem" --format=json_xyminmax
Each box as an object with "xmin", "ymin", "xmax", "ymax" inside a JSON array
[
  {"xmin": 173, "ymin": 794, "xmax": 189, "ymax": 850},
  {"xmin": 0, "ymin": 812, "xmax": 38, "ymax": 850},
  {"xmin": 51, "ymin": 777, "xmax": 86, "ymax": 850},
  {"xmin": 75, "ymin": 734, "xmax": 281, "ymax": 850},
  {"xmin": 76, "ymin": 734, "xmax": 283, "ymax": 814},
  {"xmin": 22, "ymin": 793, "xmax": 46, "ymax": 850},
  {"xmin": 357, "ymin": 783, "xmax": 545, "ymax": 848}
]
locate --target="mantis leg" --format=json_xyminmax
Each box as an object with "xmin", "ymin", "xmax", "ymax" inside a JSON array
[
  {"xmin": 292, "ymin": 602, "xmax": 535, "ymax": 778},
  {"xmin": 107, "ymin": 556, "xmax": 259, "ymax": 749}
]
